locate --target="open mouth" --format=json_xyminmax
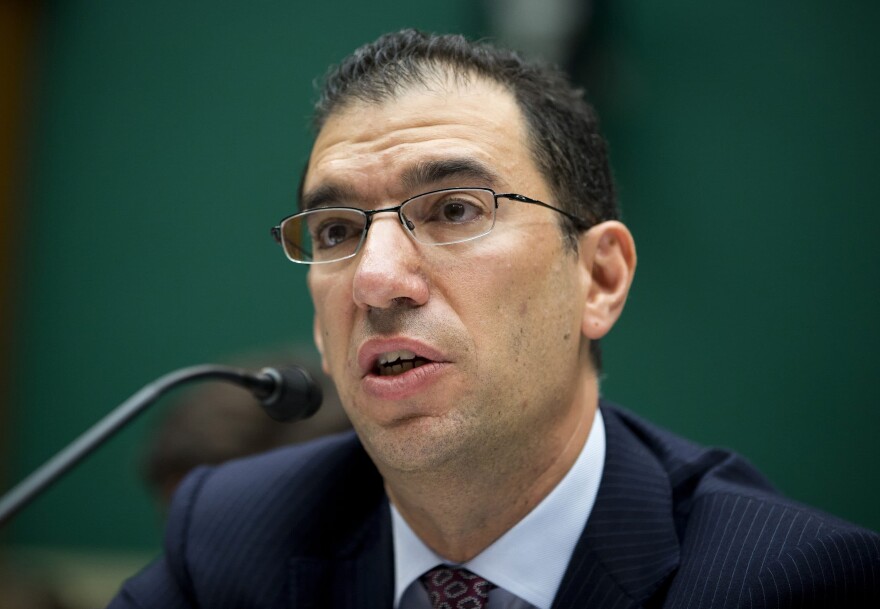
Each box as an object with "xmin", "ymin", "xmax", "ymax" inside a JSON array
[{"xmin": 375, "ymin": 349, "xmax": 432, "ymax": 377}]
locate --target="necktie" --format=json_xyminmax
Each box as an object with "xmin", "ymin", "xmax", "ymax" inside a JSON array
[{"xmin": 420, "ymin": 566, "xmax": 496, "ymax": 609}]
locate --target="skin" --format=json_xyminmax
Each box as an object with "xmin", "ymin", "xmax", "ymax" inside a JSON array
[{"xmin": 305, "ymin": 74, "xmax": 636, "ymax": 561}]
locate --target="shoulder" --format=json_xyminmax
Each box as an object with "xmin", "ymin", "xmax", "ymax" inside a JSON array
[
  {"xmin": 670, "ymin": 490, "xmax": 880, "ymax": 607},
  {"xmin": 167, "ymin": 429, "xmax": 383, "ymax": 544},
  {"xmin": 600, "ymin": 403, "xmax": 880, "ymax": 607},
  {"xmin": 601, "ymin": 402, "xmax": 778, "ymax": 503}
]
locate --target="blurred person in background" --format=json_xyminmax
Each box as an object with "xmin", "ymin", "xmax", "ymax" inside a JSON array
[
  {"xmin": 141, "ymin": 347, "xmax": 350, "ymax": 508},
  {"xmin": 0, "ymin": 567, "xmax": 72, "ymax": 609}
]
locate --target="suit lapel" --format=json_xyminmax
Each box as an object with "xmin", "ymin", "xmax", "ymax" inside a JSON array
[
  {"xmin": 332, "ymin": 499, "xmax": 394, "ymax": 609},
  {"xmin": 287, "ymin": 439, "xmax": 395, "ymax": 609},
  {"xmin": 288, "ymin": 502, "xmax": 394, "ymax": 609},
  {"xmin": 552, "ymin": 404, "xmax": 680, "ymax": 608}
]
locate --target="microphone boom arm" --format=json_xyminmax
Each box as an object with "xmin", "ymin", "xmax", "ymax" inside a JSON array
[{"xmin": 0, "ymin": 364, "xmax": 319, "ymax": 527}]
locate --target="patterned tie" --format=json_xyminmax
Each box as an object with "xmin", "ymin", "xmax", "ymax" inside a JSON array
[{"xmin": 420, "ymin": 566, "xmax": 496, "ymax": 609}]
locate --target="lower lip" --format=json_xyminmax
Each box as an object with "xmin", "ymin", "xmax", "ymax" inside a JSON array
[{"xmin": 361, "ymin": 362, "xmax": 448, "ymax": 400}]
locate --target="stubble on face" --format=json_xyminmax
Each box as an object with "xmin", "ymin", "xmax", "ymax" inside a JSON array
[
  {"xmin": 337, "ymin": 304, "xmax": 482, "ymax": 473},
  {"xmin": 321, "ymin": 240, "xmax": 586, "ymax": 484}
]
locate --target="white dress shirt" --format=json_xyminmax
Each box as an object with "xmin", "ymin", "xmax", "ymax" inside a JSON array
[{"xmin": 392, "ymin": 409, "xmax": 606, "ymax": 609}]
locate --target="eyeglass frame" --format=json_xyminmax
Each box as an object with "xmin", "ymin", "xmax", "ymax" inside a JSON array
[{"xmin": 270, "ymin": 186, "xmax": 593, "ymax": 265}]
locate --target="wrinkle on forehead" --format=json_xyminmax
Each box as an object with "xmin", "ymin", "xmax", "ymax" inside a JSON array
[
  {"xmin": 313, "ymin": 109, "xmax": 515, "ymax": 164},
  {"xmin": 304, "ymin": 80, "xmax": 529, "ymax": 203}
]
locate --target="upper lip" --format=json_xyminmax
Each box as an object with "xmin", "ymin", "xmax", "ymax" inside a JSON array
[{"xmin": 357, "ymin": 337, "xmax": 449, "ymax": 376}]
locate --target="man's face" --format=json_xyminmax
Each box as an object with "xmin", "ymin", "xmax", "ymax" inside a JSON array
[{"xmin": 304, "ymin": 77, "xmax": 595, "ymax": 476}]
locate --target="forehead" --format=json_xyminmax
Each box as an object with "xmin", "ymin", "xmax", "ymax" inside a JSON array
[{"xmin": 303, "ymin": 78, "xmax": 541, "ymax": 202}]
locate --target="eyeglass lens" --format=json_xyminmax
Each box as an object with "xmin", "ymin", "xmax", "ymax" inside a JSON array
[{"xmin": 279, "ymin": 188, "xmax": 497, "ymax": 263}]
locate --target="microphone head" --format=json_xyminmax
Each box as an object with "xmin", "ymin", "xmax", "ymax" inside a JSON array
[{"xmin": 257, "ymin": 366, "xmax": 323, "ymax": 422}]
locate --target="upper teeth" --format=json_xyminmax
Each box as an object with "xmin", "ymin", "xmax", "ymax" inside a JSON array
[{"xmin": 378, "ymin": 349, "xmax": 416, "ymax": 365}]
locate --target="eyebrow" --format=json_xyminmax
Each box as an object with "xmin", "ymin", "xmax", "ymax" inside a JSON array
[
  {"xmin": 300, "ymin": 157, "xmax": 501, "ymax": 211},
  {"xmin": 300, "ymin": 182, "xmax": 360, "ymax": 211},
  {"xmin": 400, "ymin": 158, "xmax": 501, "ymax": 192}
]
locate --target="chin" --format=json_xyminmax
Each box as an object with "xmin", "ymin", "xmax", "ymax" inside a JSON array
[{"xmin": 358, "ymin": 414, "xmax": 468, "ymax": 473}]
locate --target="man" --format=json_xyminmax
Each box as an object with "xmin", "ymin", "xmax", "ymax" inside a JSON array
[{"xmin": 109, "ymin": 30, "xmax": 879, "ymax": 608}]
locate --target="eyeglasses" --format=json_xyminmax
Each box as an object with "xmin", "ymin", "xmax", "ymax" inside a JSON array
[{"xmin": 270, "ymin": 187, "xmax": 589, "ymax": 264}]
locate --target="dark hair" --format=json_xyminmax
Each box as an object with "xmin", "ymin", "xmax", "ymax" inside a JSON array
[{"xmin": 310, "ymin": 29, "xmax": 618, "ymax": 369}]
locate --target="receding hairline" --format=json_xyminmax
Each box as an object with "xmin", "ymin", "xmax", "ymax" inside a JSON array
[{"xmin": 314, "ymin": 62, "xmax": 514, "ymax": 132}]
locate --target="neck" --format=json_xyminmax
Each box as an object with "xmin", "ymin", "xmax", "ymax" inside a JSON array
[{"xmin": 384, "ymin": 377, "xmax": 598, "ymax": 563}]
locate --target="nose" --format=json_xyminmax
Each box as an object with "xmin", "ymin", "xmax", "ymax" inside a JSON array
[{"xmin": 351, "ymin": 214, "xmax": 430, "ymax": 310}]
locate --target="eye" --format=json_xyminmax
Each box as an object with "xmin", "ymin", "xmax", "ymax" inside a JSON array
[
  {"xmin": 421, "ymin": 193, "xmax": 489, "ymax": 224},
  {"xmin": 312, "ymin": 217, "xmax": 362, "ymax": 249},
  {"xmin": 440, "ymin": 200, "xmax": 475, "ymax": 222}
]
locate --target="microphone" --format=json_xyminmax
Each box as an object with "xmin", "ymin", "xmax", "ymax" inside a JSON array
[
  {"xmin": 0, "ymin": 363, "xmax": 322, "ymax": 527},
  {"xmin": 248, "ymin": 366, "xmax": 323, "ymax": 422}
]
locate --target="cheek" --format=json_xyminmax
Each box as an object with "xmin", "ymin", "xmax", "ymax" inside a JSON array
[
  {"xmin": 490, "ymin": 250, "xmax": 580, "ymax": 358},
  {"xmin": 308, "ymin": 274, "xmax": 353, "ymax": 373},
  {"xmin": 439, "ymin": 249, "xmax": 510, "ymax": 327},
  {"xmin": 442, "ymin": 245, "xmax": 556, "ymax": 364}
]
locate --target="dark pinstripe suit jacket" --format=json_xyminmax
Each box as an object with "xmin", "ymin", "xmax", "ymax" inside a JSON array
[{"xmin": 110, "ymin": 402, "xmax": 879, "ymax": 608}]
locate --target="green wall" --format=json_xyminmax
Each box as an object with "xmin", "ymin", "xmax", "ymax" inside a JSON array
[{"xmin": 4, "ymin": 1, "xmax": 878, "ymax": 558}]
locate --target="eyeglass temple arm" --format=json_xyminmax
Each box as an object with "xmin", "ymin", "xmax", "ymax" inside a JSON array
[{"xmin": 495, "ymin": 193, "xmax": 592, "ymax": 228}]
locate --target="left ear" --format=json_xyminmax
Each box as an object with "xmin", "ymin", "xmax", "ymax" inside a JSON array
[{"xmin": 578, "ymin": 221, "xmax": 637, "ymax": 340}]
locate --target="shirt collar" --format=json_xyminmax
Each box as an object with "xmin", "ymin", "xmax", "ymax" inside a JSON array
[{"xmin": 391, "ymin": 408, "xmax": 606, "ymax": 609}]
